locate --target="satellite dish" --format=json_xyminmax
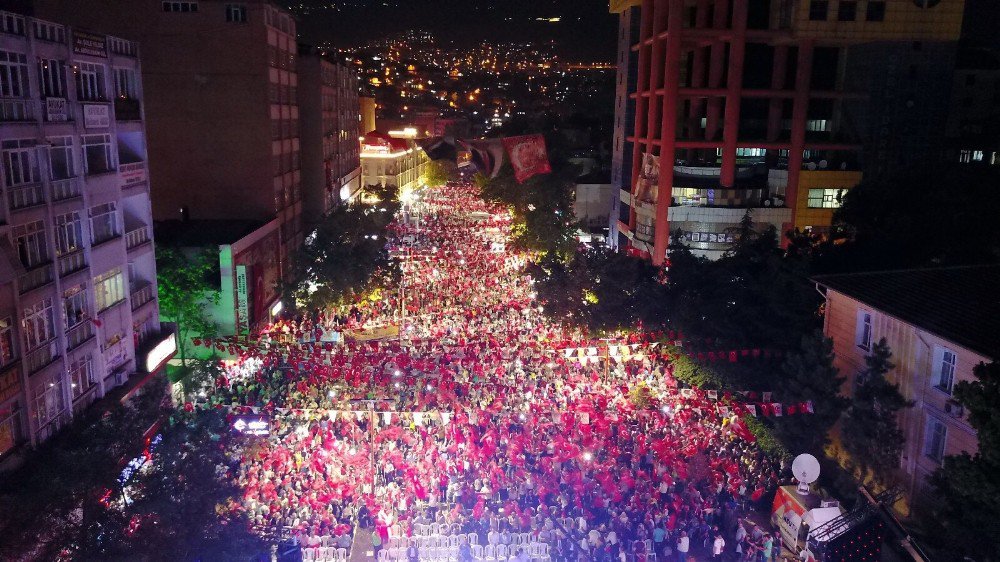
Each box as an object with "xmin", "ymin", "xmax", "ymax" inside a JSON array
[
  {"xmin": 806, "ymin": 162, "xmax": 817, "ymax": 171},
  {"xmin": 792, "ymin": 453, "xmax": 821, "ymax": 495},
  {"xmin": 819, "ymin": 159, "xmax": 828, "ymax": 169}
]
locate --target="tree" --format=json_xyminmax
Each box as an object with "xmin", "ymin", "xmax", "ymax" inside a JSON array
[
  {"xmin": 156, "ymin": 247, "xmax": 220, "ymax": 368},
  {"xmin": 771, "ymin": 331, "xmax": 848, "ymax": 457},
  {"xmin": 0, "ymin": 386, "xmax": 167, "ymax": 561},
  {"xmin": 840, "ymin": 339, "xmax": 913, "ymax": 487},
  {"xmin": 287, "ymin": 184, "xmax": 400, "ymax": 310},
  {"xmin": 422, "ymin": 159, "xmax": 450, "ymax": 188},
  {"xmin": 926, "ymin": 361, "xmax": 1000, "ymax": 561},
  {"xmin": 100, "ymin": 410, "xmax": 267, "ymax": 561}
]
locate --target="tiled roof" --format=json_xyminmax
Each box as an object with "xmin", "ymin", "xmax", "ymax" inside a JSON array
[{"xmin": 813, "ymin": 265, "xmax": 1000, "ymax": 360}]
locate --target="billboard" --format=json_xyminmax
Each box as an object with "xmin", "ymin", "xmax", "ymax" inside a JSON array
[
  {"xmin": 233, "ymin": 228, "xmax": 280, "ymax": 333},
  {"xmin": 72, "ymin": 31, "xmax": 107, "ymax": 58}
]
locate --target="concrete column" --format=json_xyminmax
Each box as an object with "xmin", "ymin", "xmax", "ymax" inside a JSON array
[
  {"xmin": 719, "ymin": 0, "xmax": 748, "ymax": 188},
  {"xmin": 652, "ymin": 0, "xmax": 684, "ymax": 266},
  {"xmin": 628, "ymin": 0, "xmax": 656, "ymax": 231},
  {"xmin": 687, "ymin": 0, "xmax": 711, "ymax": 138}
]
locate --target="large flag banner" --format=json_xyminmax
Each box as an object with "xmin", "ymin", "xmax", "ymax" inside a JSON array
[
  {"xmin": 502, "ymin": 134, "xmax": 552, "ymax": 183},
  {"xmin": 417, "ymin": 136, "xmax": 457, "ymax": 162},
  {"xmin": 459, "ymin": 139, "xmax": 505, "ymax": 179}
]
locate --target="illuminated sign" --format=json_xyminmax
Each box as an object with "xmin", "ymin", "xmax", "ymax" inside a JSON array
[
  {"xmin": 235, "ymin": 265, "xmax": 249, "ymax": 335},
  {"xmin": 232, "ymin": 414, "xmax": 270, "ymax": 437},
  {"xmin": 270, "ymin": 300, "xmax": 283, "ymax": 317},
  {"xmin": 145, "ymin": 332, "xmax": 177, "ymax": 373}
]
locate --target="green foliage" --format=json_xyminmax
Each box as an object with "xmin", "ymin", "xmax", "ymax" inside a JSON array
[
  {"xmin": 926, "ymin": 361, "xmax": 1000, "ymax": 561},
  {"xmin": 526, "ymin": 245, "xmax": 668, "ymax": 332},
  {"xmin": 103, "ymin": 410, "xmax": 267, "ymax": 561},
  {"xmin": 628, "ymin": 381, "xmax": 655, "ymax": 410},
  {"xmin": 423, "ymin": 159, "xmax": 450, "ymax": 188},
  {"xmin": 743, "ymin": 415, "xmax": 791, "ymax": 460},
  {"xmin": 771, "ymin": 331, "xmax": 848, "ymax": 457},
  {"xmin": 156, "ymin": 247, "xmax": 220, "ymax": 367},
  {"xmin": 287, "ymin": 186, "xmax": 401, "ymax": 310},
  {"xmin": 0, "ymin": 386, "xmax": 167, "ymax": 560},
  {"xmin": 664, "ymin": 346, "xmax": 729, "ymax": 390},
  {"xmin": 840, "ymin": 339, "xmax": 913, "ymax": 487}
]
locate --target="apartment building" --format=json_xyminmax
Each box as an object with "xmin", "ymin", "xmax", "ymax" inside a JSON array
[
  {"xmin": 609, "ymin": 0, "xmax": 964, "ymax": 263},
  {"xmin": 298, "ymin": 46, "xmax": 362, "ymax": 222},
  {"xmin": 815, "ymin": 265, "xmax": 999, "ymax": 505},
  {"xmin": 0, "ymin": 13, "xmax": 174, "ymax": 459},
  {"xmin": 34, "ymin": 0, "xmax": 304, "ymax": 276}
]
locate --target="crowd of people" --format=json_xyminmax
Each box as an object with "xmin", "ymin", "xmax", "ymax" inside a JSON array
[{"xmin": 204, "ymin": 184, "xmax": 786, "ymax": 561}]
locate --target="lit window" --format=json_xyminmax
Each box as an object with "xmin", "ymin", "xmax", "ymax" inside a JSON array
[
  {"xmin": 856, "ymin": 310, "xmax": 872, "ymax": 351},
  {"xmin": 93, "ymin": 267, "xmax": 125, "ymax": 311},
  {"xmin": 924, "ymin": 417, "xmax": 947, "ymax": 463},
  {"xmin": 22, "ymin": 298, "xmax": 55, "ymax": 351},
  {"xmin": 806, "ymin": 188, "xmax": 845, "ymax": 209},
  {"xmin": 69, "ymin": 355, "xmax": 96, "ymax": 399},
  {"xmin": 0, "ymin": 317, "xmax": 15, "ymax": 366},
  {"xmin": 932, "ymin": 346, "xmax": 957, "ymax": 394},
  {"xmin": 63, "ymin": 284, "xmax": 89, "ymax": 330}
]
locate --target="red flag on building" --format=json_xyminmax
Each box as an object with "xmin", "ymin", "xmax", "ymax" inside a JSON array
[{"xmin": 502, "ymin": 134, "xmax": 552, "ymax": 183}]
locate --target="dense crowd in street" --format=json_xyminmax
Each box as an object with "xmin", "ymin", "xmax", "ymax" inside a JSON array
[{"xmin": 204, "ymin": 184, "xmax": 786, "ymax": 561}]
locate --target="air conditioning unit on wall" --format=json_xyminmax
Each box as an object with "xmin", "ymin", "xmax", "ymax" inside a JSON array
[{"xmin": 945, "ymin": 399, "xmax": 964, "ymax": 418}]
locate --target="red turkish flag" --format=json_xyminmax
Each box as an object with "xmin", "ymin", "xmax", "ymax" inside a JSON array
[{"xmin": 502, "ymin": 134, "xmax": 552, "ymax": 183}]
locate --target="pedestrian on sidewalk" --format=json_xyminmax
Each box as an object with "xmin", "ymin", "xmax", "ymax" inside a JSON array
[
  {"xmin": 675, "ymin": 531, "xmax": 689, "ymax": 562},
  {"xmin": 712, "ymin": 533, "xmax": 726, "ymax": 561}
]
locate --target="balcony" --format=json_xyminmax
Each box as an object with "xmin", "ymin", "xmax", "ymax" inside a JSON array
[
  {"xmin": 0, "ymin": 98, "xmax": 36, "ymax": 122},
  {"xmin": 19, "ymin": 263, "xmax": 54, "ymax": 294},
  {"xmin": 125, "ymin": 226, "xmax": 151, "ymax": 251},
  {"xmin": 66, "ymin": 321, "xmax": 95, "ymax": 350},
  {"xmin": 24, "ymin": 341, "xmax": 59, "ymax": 374},
  {"xmin": 130, "ymin": 283, "xmax": 155, "ymax": 311},
  {"xmin": 50, "ymin": 177, "xmax": 83, "ymax": 201},
  {"xmin": 114, "ymin": 97, "xmax": 142, "ymax": 121},
  {"xmin": 119, "ymin": 162, "xmax": 147, "ymax": 190},
  {"xmin": 57, "ymin": 250, "xmax": 87, "ymax": 277},
  {"xmin": 7, "ymin": 183, "xmax": 45, "ymax": 210}
]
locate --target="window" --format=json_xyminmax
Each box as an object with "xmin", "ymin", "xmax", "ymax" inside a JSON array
[
  {"xmin": 14, "ymin": 220, "xmax": 49, "ymax": 269},
  {"xmin": 75, "ymin": 62, "xmax": 106, "ymax": 101},
  {"xmin": 932, "ymin": 346, "xmax": 957, "ymax": 394},
  {"xmin": 38, "ymin": 59, "xmax": 67, "ymax": 97},
  {"xmin": 0, "ymin": 403, "xmax": 21, "ymax": 454},
  {"xmin": 2, "ymin": 139, "xmax": 38, "ymax": 186},
  {"xmin": 0, "ymin": 317, "xmax": 14, "ymax": 365},
  {"xmin": 0, "ymin": 12, "xmax": 25, "ymax": 35},
  {"xmin": 973, "ymin": 150, "xmax": 984, "ymax": 162},
  {"xmin": 63, "ymin": 284, "xmax": 89, "ymax": 330},
  {"xmin": 924, "ymin": 417, "xmax": 947, "ymax": 463},
  {"xmin": 0, "ymin": 50, "xmax": 29, "ymax": 97},
  {"xmin": 806, "ymin": 188, "xmax": 845, "ymax": 209},
  {"xmin": 809, "ymin": 0, "xmax": 829, "ymax": 20},
  {"xmin": 838, "ymin": 1, "xmax": 857, "ymax": 21},
  {"xmin": 913, "ymin": 0, "xmax": 941, "ymax": 7},
  {"xmin": 82, "ymin": 134, "xmax": 115, "ymax": 175},
  {"xmin": 93, "ymin": 268, "xmax": 125, "ymax": 311},
  {"xmin": 856, "ymin": 310, "xmax": 872, "ymax": 351},
  {"xmin": 32, "ymin": 376, "xmax": 65, "ymax": 429},
  {"xmin": 163, "ymin": 1, "xmax": 199, "ymax": 12},
  {"xmin": 69, "ymin": 355, "xmax": 96, "ymax": 399},
  {"xmin": 959, "ymin": 149, "xmax": 972, "ymax": 163},
  {"xmin": 33, "ymin": 21, "xmax": 65, "ymax": 43},
  {"xmin": 22, "ymin": 298, "xmax": 54, "ymax": 351},
  {"xmin": 89, "ymin": 202, "xmax": 119, "ymax": 245},
  {"xmin": 48, "ymin": 136, "xmax": 75, "ymax": 180},
  {"xmin": 112, "ymin": 67, "xmax": 137, "ymax": 99},
  {"xmin": 866, "ymin": 1, "xmax": 886, "ymax": 21},
  {"xmin": 226, "ymin": 3, "xmax": 248, "ymax": 22},
  {"xmin": 54, "ymin": 211, "xmax": 84, "ymax": 256}
]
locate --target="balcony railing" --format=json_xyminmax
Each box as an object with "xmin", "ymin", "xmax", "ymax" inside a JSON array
[
  {"xmin": 57, "ymin": 250, "xmax": 87, "ymax": 277},
  {"xmin": 7, "ymin": 182, "xmax": 45, "ymax": 209},
  {"xmin": 130, "ymin": 283, "xmax": 155, "ymax": 311},
  {"xmin": 19, "ymin": 263, "xmax": 54, "ymax": 293},
  {"xmin": 25, "ymin": 341, "xmax": 59, "ymax": 374},
  {"xmin": 50, "ymin": 177, "xmax": 83, "ymax": 201},
  {"xmin": 125, "ymin": 226, "xmax": 150, "ymax": 250},
  {"xmin": 114, "ymin": 97, "xmax": 142, "ymax": 121},
  {"xmin": 66, "ymin": 321, "xmax": 94, "ymax": 350},
  {"xmin": 0, "ymin": 98, "xmax": 37, "ymax": 122}
]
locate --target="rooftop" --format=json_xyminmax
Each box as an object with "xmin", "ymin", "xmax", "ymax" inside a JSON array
[
  {"xmin": 154, "ymin": 219, "xmax": 265, "ymax": 247},
  {"xmin": 813, "ymin": 265, "xmax": 1000, "ymax": 360}
]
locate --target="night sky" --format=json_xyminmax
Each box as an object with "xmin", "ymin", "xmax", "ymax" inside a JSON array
[{"xmin": 281, "ymin": 0, "xmax": 619, "ymax": 60}]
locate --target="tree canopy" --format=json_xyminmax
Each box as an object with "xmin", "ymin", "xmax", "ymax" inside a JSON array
[{"xmin": 156, "ymin": 246, "xmax": 220, "ymax": 367}]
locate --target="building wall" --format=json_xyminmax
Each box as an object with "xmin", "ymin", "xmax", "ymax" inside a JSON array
[
  {"xmin": 360, "ymin": 96, "xmax": 376, "ymax": 134},
  {"xmin": 790, "ymin": 0, "xmax": 964, "ymax": 42},
  {"xmin": 0, "ymin": 13, "xmax": 171, "ymax": 457},
  {"xmin": 609, "ymin": 5, "xmax": 640, "ymax": 248},
  {"xmin": 792, "ymin": 169, "xmax": 863, "ymax": 231},
  {"xmin": 823, "ymin": 289, "xmax": 983, "ymax": 504},
  {"xmin": 34, "ymin": 0, "xmax": 302, "ymax": 276},
  {"xmin": 360, "ymin": 147, "xmax": 428, "ymax": 192}
]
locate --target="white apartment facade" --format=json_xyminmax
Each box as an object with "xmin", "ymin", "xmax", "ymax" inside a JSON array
[{"xmin": 0, "ymin": 12, "xmax": 174, "ymax": 460}]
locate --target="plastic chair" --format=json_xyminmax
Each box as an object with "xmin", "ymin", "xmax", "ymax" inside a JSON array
[
  {"xmin": 484, "ymin": 544, "xmax": 496, "ymax": 561},
  {"xmin": 302, "ymin": 547, "xmax": 316, "ymax": 562},
  {"xmin": 336, "ymin": 548, "xmax": 349, "ymax": 561}
]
